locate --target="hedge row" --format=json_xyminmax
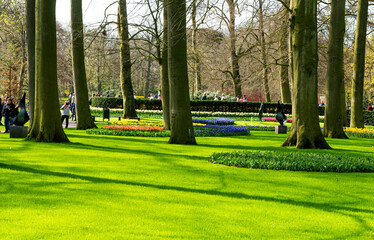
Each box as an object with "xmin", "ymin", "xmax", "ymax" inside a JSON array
[
  {"xmin": 92, "ymin": 97, "xmax": 326, "ymax": 115},
  {"xmin": 346, "ymin": 110, "xmax": 374, "ymax": 126}
]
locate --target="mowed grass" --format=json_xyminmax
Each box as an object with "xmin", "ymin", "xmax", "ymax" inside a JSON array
[{"xmin": 0, "ymin": 125, "xmax": 373, "ymax": 239}]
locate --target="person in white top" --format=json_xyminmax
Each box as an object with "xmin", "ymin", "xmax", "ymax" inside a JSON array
[
  {"xmin": 61, "ymin": 101, "xmax": 71, "ymax": 128},
  {"xmin": 221, "ymin": 94, "xmax": 226, "ymax": 101}
]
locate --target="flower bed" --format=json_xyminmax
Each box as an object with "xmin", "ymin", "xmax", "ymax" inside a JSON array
[
  {"xmin": 87, "ymin": 124, "xmax": 169, "ymax": 137},
  {"xmin": 104, "ymin": 125, "xmax": 164, "ymax": 131},
  {"xmin": 210, "ymin": 151, "xmax": 374, "ymax": 172},
  {"xmin": 344, "ymin": 127, "xmax": 374, "ymax": 138},
  {"xmin": 108, "ymin": 119, "xmax": 164, "ymax": 127},
  {"xmin": 192, "ymin": 117, "xmax": 235, "ymax": 125},
  {"xmin": 194, "ymin": 125, "xmax": 250, "ymax": 137},
  {"xmin": 244, "ymin": 126, "xmax": 291, "ymax": 131},
  {"xmin": 262, "ymin": 117, "xmax": 292, "ymax": 123},
  {"xmin": 87, "ymin": 123, "xmax": 250, "ymax": 137}
]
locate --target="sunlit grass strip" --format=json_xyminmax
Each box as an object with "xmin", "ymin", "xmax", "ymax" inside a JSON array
[
  {"xmin": 344, "ymin": 127, "xmax": 374, "ymax": 138},
  {"xmin": 210, "ymin": 151, "xmax": 374, "ymax": 172}
]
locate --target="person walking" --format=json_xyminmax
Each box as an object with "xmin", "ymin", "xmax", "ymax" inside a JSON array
[
  {"xmin": 3, "ymin": 98, "xmax": 15, "ymax": 133},
  {"xmin": 61, "ymin": 101, "xmax": 71, "ymax": 128}
]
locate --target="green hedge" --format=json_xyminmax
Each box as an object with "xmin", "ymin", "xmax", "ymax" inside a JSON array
[
  {"xmin": 92, "ymin": 97, "xmax": 326, "ymax": 115},
  {"xmin": 346, "ymin": 110, "xmax": 374, "ymax": 126},
  {"xmin": 210, "ymin": 151, "xmax": 374, "ymax": 172}
]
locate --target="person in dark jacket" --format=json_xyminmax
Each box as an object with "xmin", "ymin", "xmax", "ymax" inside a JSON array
[{"xmin": 3, "ymin": 98, "xmax": 15, "ymax": 133}]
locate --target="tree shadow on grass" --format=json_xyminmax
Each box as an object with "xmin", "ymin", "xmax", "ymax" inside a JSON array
[
  {"xmin": 0, "ymin": 161, "xmax": 372, "ymax": 215},
  {"xmin": 0, "ymin": 161, "xmax": 373, "ymax": 238},
  {"xmin": 64, "ymin": 141, "xmax": 207, "ymax": 162}
]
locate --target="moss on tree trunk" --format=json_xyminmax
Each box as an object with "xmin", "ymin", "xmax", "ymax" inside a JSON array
[
  {"xmin": 350, "ymin": 0, "xmax": 368, "ymax": 128},
  {"xmin": 26, "ymin": 0, "xmax": 35, "ymax": 126},
  {"xmin": 118, "ymin": 0, "xmax": 137, "ymax": 118},
  {"xmin": 282, "ymin": 0, "xmax": 330, "ymax": 149},
  {"xmin": 167, "ymin": 0, "xmax": 196, "ymax": 145},
  {"xmin": 323, "ymin": 0, "xmax": 347, "ymax": 139},
  {"xmin": 161, "ymin": 5, "xmax": 170, "ymax": 130},
  {"xmin": 27, "ymin": 0, "xmax": 69, "ymax": 142},
  {"xmin": 278, "ymin": 0, "xmax": 291, "ymax": 104},
  {"xmin": 71, "ymin": 0, "xmax": 96, "ymax": 130}
]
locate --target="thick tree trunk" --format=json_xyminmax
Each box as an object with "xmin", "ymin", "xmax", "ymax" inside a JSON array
[
  {"xmin": 278, "ymin": 0, "xmax": 291, "ymax": 103},
  {"xmin": 192, "ymin": 0, "xmax": 202, "ymax": 92},
  {"xmin": 71, "ymin": 0, "xmax": 96, "ymax": 130},
  {"xmin": 259, "ymin": 0, "xmax": 270, "ymax": 102},
  {"xmin": 323, "ymin": 0, "xmax": 347, "ymax": 138},
  {"xmin": 282, "ymin": 0, "xmax": 330, "ymax": 149},
  {"xmin": 27, "ymin": 0, "xmax": 69, "ymax": 142},
  {"xmin": 167, "ymin": 0, "xmax": 196, "ymax": 144},
  {"xmin": 118, "ymin": 0, "xmax": 137, "ymax": 117},
  {"xmin": 161, "ymin": 5, "xmax": 170, "ymax": 130},
  {"xmin": 26, "ymin": 0, "xmax": 35, "ymax": 126},
  {"xmin": 350, "ymin": 0, "xmax": 368, "ymax": 128},
  {"xmin": 226, "ymin": 0, "xmax": 242, "ymax": 98}
]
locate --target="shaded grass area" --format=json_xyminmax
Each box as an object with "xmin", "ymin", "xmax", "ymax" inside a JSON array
[{"xmin": 0, "ymin": 125, "xmax": 373, "ymax": 239}]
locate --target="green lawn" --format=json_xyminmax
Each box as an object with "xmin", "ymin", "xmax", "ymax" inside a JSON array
[{"xmin": 0, "ymin": 125, "xmax": 373, "ymax": 239}]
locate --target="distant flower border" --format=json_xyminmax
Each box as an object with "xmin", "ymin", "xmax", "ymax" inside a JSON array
[{"xmin": 210, "ymin": 151, "xmax": 374, "ymax": 172}]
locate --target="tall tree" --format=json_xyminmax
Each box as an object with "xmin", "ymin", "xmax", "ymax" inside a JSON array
[
  {"xmin": 323, "ymin": 0, "xmax": 347, "ymax": 138},
  {"xmin": 71, "ymin": 0, "xmax": 97, "ymax": 130},
  {"xmin": 118, "ymin": 0, "xmax": 137, "ymax": 117},
  {"xmin": 282, "ymin": 0, "xmax": 330, "ymax": 149},
  {"xmin": 278, "ymin": 0, "xmax": 291, "ymax": 103},
  {"xmin": 167, "ymin": 0, "xmax": 196, "ymax": 144},
  {"xmin": 161, "ymin": 3, "xmax": 170, "ymax": 130},
  {"xmin": 26, "ymin": 0, "xmax": 35, "ymax": 126},
  {"xmin": 226, "ymin": 0, "xmax": 242, "ymax": 97},
  {"xmin": 258, "ymin": 0, "xmax": 271, "ymax": 102},
  {"xmin": 191, "ymin": 0, "xmax": 202, "ymax": 93},
  {"xmin": 350, "ymin": 0, "xmax": 368, "ymax": 128},
  {"xmin": 27, "ymin": 0, "xmax": 69, "ymax": 142}
]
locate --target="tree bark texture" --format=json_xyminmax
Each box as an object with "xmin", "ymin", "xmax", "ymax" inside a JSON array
[
  {"xmin": 323, "ymin": 0, "xmax": 347, "ymax": 138},
  {"xmin": 259, "ymin": 0, "xmax": 271, "ymax": 102},
  {"xmin": 27, "ymin": 0, "xmax": 69, "ymax": 142},
  {"xmin": 350, "ymin": 0, "xmax": 368, "ymax": 128},
  {"xmin": 71, "ymin": 0, "xmax": 97, "ymax": 130},
  {"xmin": 161, "ymin": 5, "xmax": 170, "ymax": 130},
  {"xmin": 192, "ymin": 0, "xmax": 202, "ymax": 92},
  {"xmin": 118, "ymin": 0, "xmax": 137, "ymax": 117},
  {"xmin": 278, "ymin": 0, "xmax": 291, "ymax": 103},
  {"xmin": 226, "ymin": 0, "xmax": 242, "ymax": 97},
  {"xmin": 26, "ymin": 0, "xmax": 35, "ymax": 126},
  {"xmin": 167, "ymin": 0, "xmax": 197, "ymax": 144},
  {"xmin": 282, "ymin": 0, "xmax": 330, "ymax": 149}
]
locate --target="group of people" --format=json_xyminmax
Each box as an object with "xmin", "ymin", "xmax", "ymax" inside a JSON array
[
  {"xmin": 0, "ymin": 97, "xmax": 16, "ymax": 133},
  {"xmin": 148, "ymin": 92, "xmax": 162, "ymax": 100},
  {"xmin": 201, "ymin": 92, "xmax": 247, "ymax": 102}
]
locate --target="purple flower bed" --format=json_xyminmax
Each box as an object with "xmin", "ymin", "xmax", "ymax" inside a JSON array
[
  {"xmin": 244, "ymin": 126, "xmax": 292, "ymax": 131},
  {"xmin": 194, "ymin": 124, "xmax": 250, "ymax": 136},
  {"xmin": 192, "ymin": 117, "xmax": 235, "ymax": 125}
]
